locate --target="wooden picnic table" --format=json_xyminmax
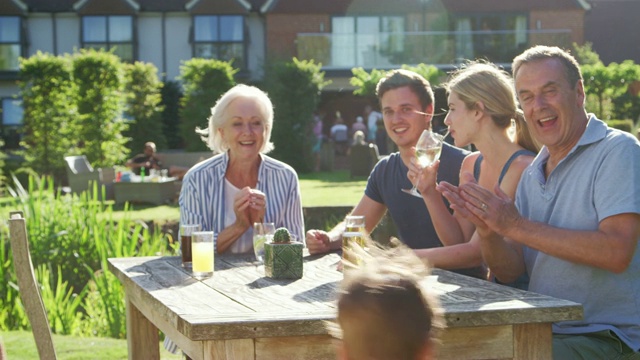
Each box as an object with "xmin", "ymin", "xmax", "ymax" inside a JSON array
[{"xmin": 108, "ymin": 252, "xmax": 582, "ymax": 360}]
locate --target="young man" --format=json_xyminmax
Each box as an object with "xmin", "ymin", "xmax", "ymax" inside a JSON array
[
  {"xmin": 440, "ymin": 46, "xmax": 640, "ymax": 358},
  {"xmin": 306, "ymin": 70, "xmax": 469, "ymax": 263}
]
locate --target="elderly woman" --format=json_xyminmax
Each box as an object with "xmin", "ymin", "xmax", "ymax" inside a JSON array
[{"xmin": 179, "ymin": 84, "xmax": 304, "ymax": 254}]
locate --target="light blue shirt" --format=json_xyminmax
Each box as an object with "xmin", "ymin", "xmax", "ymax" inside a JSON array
[
  {"xmin": 179, "ymin": 152, "xmax": 305, "ymax": 253},
  {"xmin": 517, "ymin": 115, "xmax": 640, "ymax": 350}
]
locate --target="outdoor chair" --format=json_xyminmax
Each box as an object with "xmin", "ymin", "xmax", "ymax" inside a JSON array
[
  {"xmin": 349, "ymin": 143, "xmax": 381, "ymax": 178},
  {"xmin": 8, "ymin": 211, "xmax": 58, "ymax": 360},
  {"xmin": 64, "ymin": 155, "xmax": 114, "ymax": 199}
]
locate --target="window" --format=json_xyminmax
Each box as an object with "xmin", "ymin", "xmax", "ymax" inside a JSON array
[
  {"xmin": 82, "ymin": 16, "xmax": 134, "ymax": 61},
  {"xmin": 331, "ymin": 16, "xmax": 404, "ymax": 68},
  {"xmin": 193, "ymin": 15, "xmax": 244, "ymax": 66},
  {"xmin": 0, "ymin": 16, "xmax": 22, "ymax": 71},
  {"xmin": 455, "ymin": 14, "xmax": 527, "ymax": 63},
  {"xmin": 1, "ymin": 98, "xmax": 23, "ymax": 149}
]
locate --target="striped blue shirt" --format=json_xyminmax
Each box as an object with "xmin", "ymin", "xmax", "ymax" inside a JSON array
[{"xmin": 179, "ymin": 151, "xmax": 305, "ymax": 253}]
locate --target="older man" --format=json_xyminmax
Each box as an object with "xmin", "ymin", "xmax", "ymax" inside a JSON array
[{"xmin": 440, "ymin": 46, "xmax": 640, "ymax": 358}]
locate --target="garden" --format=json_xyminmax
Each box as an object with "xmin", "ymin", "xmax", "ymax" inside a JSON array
[{"xmin": 1, "ymin": 43, "xmax": 639, "ymax": 358}]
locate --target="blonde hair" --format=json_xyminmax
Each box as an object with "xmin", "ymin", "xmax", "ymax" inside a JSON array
[
  {"xmin": 329, "ymin": 240, "xmax": 443, "ymax": 360},
  {"xmin": 197, "ymin": 84, "xmax": 275, "ymax": 154},
  {"xmin": 445, "ymin": 62, "xmax": 539, "ymax": 153}
]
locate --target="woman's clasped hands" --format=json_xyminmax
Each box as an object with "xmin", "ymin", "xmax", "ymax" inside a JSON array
[{"xmin": 233, "ymin": 187, "xmax": 266, "ymax": 229}]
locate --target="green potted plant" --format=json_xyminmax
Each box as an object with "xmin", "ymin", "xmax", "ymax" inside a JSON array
[{"xmin": 264, "ymin": 227, "xmax": 303, "ymax": 279}]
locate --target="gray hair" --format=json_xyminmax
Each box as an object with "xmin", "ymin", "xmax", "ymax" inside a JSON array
[
  {"xmin": 197, "ymin": 84, "xmax": 275, "ymax": 154},
  {"xmin": 512, "ymin": 45, "xmax": 583, "ymax": 89}
]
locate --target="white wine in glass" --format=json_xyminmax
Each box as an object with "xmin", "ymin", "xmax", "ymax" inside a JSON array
[{"xmin": 402, "ymin": 130, "xmax": 444, "ymax": 197}]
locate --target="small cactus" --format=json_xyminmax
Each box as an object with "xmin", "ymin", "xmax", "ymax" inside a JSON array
[{"xmin": 273, "ymin": 227, "xmax": 291, "ymax": 244}]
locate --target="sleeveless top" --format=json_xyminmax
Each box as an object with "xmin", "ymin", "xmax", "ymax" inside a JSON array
[
  {"xmin": 473, "ymin": 149, "xmax": 536, "ymax": 185},
  {"xmin": 474, "ymin": 148, "xmax": 536, "ymax": 289}
]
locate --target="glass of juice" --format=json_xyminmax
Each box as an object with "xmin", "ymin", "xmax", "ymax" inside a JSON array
[
  {"xmin": 191, "ymin": 231, "xmax": 214, "ymax": 279},
  {"xmin": 180, "ymin": 224, "xmax": 201, "ymax": 269}
]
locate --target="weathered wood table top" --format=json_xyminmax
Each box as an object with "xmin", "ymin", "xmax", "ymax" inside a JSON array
[{"xmin": 108, "ymin": 252, "xmax": 583, "ymax": 360}]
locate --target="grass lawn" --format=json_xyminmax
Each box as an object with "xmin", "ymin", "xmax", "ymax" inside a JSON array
[
  {"xmin": 0, "ymin": 170, "xmax": 367, "ymax": 223},
  {"xmin": 0, "ymin": 331, "xmax": 181, "ymax": 360}
]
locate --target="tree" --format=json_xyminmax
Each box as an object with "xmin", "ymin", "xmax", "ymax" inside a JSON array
[
  {"xmin": 123, "ymin": 62, "xmax": 166, "ymax": 155},
  {"xmin": 19, "ymin": 52, "xmax": 77, "ymax": 181},
  {"xmin": 72, "ymin": 49, "xmax": 129, "ymax": 167},
  {"xmin": 264, "ymin": 58, "xmax": 329, "ymax": 173},
  {"xmin": 179, "ymin": 59, "xmax": 237, "ymax": 152},
  {"xmin": 350, "ymin": 64, "xmax": 445, "ymax": 98},
  {"xmin": 161, "ymin": 80, "xmax": 183, "ymax": 149}
]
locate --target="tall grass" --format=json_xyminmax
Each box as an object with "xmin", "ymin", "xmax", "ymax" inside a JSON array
[{"xmin": 0, "ymin": 174, "xmax": 173, "ymax": 338}]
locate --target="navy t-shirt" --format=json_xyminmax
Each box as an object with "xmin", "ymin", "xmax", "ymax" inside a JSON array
[{"xmin": 365, "ymin": 143, "xmax": 469, "ymax": 249}]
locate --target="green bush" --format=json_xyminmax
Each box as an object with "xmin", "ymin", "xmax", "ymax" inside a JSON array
[
  {"xmin": 606, "ymin": 119, "xmax": 634, "ymax": 133},
  {"xmin": 264, "ymin": 58, "xmax": 328, "ymax": 173},
  {"xmin": 72, "ymin": 49, "xmax": 129, "ymax": 167},
  {"xmin": 19, "ymin": 52, "xmax": 77, "ymax": 182},
  {"xmin": 179, "ymin": 59, "xmax": 237, "ymax": 152},
  {"xmin": 161, "ymin": 80, "xmax": 183, "ymax": 149},
  {"xmin": 1, "ymin": 174, "xmax": 172, "ymax": 338},
  {"xmin": 123, "ymin": 62, "xmax": 167, "ymax": 155}
]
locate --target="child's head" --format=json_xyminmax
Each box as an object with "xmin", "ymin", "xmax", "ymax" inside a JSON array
[{"xmin": 330, "ymin": 242, "xmax": 443, "ymax": 360}]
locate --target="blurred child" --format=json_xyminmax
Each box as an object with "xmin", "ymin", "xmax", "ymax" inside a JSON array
[{"xmin": 329, "ymin": 241, "xmax": 444, "ymax": 360}]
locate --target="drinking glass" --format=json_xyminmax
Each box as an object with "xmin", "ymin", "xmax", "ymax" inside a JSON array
[
  {"xmin": 402, "ymin": 130, "xmax": 444, "ymax": 197},
  {"xmin": 191, "ymin": 231, "xmax": 214, "ymax": 279},
  {"xmin": 180, "ymin": 224, "xmax": 201, "ymax": 269},
  {"xmin": 345, "ymin": 215, "xmax": 365, "ymax": 234},
  {"xmin": 253, "ymin": 222, "xmax": 275, "ymax": 263}
]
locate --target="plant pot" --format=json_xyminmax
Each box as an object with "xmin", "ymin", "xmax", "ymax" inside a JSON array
[{"xmin": 264, "ymin": 242, "xmax": 303, "ymax": 279}]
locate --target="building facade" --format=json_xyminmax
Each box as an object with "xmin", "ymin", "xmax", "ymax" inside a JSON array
[{"xmin": 0, "ymin": 0, "xmax": 590, "ymax": 149}]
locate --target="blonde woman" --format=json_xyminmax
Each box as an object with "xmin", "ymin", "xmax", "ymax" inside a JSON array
[{"xmin": 408, "ymin": 62, "xmax": 538, "ymax": 282}]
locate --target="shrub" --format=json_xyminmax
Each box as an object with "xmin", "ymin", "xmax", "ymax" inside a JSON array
[
  {"xmin": 179, "ymin": 58, "xmax": 237, "ymax": 152},
  {"xmin": 264, "ymin": 58, "xmax": 328, "ymax": 173},
  {"xmin": 1, "ymin": 173, "xmax": 172, "ymax": 337},
  {"xmin": 19, "ymin": 52, "xmax": 77, "ymax": 182},
  {"xmin": 606, "ymin": 119, "xmax": 634, "ymax": 133},
  {"xmin": 161, "ymin": 80, "xmax": 183, "ymax": 149},
  {"xmin": 123, "ymin": 62, "xmax": 167, "ymax": 155},
  {"xmin": 72, "ymin": 49, "xmax": 129, "ymax": 167}
]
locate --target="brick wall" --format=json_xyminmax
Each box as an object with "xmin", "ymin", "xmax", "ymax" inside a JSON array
[
  {"xmin": 530, "ymin": 10, "xmax": 585, "ymax": 45},
  {"xmin": 266, "ymin": 14, "xmax": 330, "ymax": 60}
]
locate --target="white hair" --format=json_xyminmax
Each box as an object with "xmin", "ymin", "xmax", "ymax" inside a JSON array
[{"xmin": 196, "ymin": 84, "xmax": 275, "ymax": 154}]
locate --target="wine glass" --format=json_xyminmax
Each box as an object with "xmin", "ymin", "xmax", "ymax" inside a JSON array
[{"xmin": 402, "ymin": 130, "xmax": 444, "ymax": 197}]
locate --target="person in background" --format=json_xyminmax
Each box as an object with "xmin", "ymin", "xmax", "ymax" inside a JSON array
[
  {"xmin": 125, "ymin": 141, "xmax": 190, "ymax": 180},
  {"xmin": 179, "ymin": 84, "xmax": 304, "ymax": 254},
  {"xmin": 306, "ymin": 69, "xmax": 469, "ymax": 270},
  {"xmin": 408, "ymin": 62, "xmax": 539, "ymax": 282},
  {"xmin": 365, "ymin": 104, "xmax": 382, "ymax": 143},
  {"xmin": 328, "ymin": 241, "xmax": 443, "ymax": 360},
  {"xmin": 312, "ymin": 112, "xmax": 324, "ymax": 172},
  {"xmin": 351, "ymin": 116, "xmax": 368, "ymax": 138},
  {"xmin": 331, "ymin": 113, "xmax": 349, "ymax": 156},
  {"xmin": 126, "ymin": 141, "xmax": 162, "ymax": 175},
  {"xmin": 440, "ymin": 45, "xmax": 640, "ymax": 358}
]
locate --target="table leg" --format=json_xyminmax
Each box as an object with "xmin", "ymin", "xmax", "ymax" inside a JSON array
[
  {"xmin": 513, "ymin": 323, "xmax": 552, "ymax": 359},
  {"xmin": 126, "ymin": 294, "xmax": 160, "ymax": 360}
]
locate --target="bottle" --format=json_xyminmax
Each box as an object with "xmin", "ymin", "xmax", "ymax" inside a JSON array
[{"xmin": 140, "ymin": 167, "xmax": 146, "ymax": 182}]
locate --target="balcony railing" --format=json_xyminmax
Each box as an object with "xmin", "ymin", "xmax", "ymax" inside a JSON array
[{"xmin": 296, "ymin": 29, "xmax": 572, "ymax": 70}]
